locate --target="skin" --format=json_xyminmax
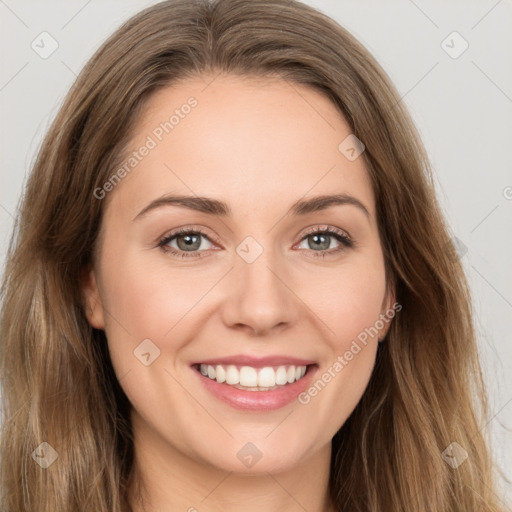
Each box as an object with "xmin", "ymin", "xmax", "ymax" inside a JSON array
[{"xmin": 83, "ymin": 73, "xmax": 395, "ymax": 512}]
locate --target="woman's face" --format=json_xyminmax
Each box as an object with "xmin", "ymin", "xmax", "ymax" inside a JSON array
[{"xmin": 84, "ymin": 73, "xmax": 394, "ymax": 475}]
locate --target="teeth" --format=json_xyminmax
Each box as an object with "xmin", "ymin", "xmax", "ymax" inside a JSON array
[
  {"xmin": 275, "ymin": 366, "xmax": 288, "ymax": 385},
  {"xmin": 197, "ymin": 363, "xmax": 309, "ymax": 390},
  {"xmin": 215, "ymin": 365, "xmax": 226, "ymax": 383},
  {"xmin": 225, "ymin": 365, "xmax": 239, "ymax": 385},
  {"xmin": 240, "ymin": 366, "xmax": 258, "ymax": 387},
  {"xmin": 258, "ymin": 367, "xmax": 275, "ymax": 387}
]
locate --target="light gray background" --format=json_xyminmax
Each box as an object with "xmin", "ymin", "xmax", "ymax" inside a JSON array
[{"xmin": 1, "ymin": 0, "xmax": 511, "ymax": 507}]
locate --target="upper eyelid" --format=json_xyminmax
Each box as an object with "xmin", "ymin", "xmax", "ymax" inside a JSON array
[{"xmin": 301, "ymin": 224, "xmax": 350, "ymax": 238}]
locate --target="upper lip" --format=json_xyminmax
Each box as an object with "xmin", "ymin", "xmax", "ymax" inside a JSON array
[{"xmin": 191, "ymin": 355, "xmax": 316, "ymax": 368}]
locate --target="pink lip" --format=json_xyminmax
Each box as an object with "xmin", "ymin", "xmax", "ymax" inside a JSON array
[
  {"xmin": 190, "ymin": 354, "xmax": 316, "ymax": 368},
  {"xmin": 192, "ymin": 363, "xmax": 319, "ymax": 411}
]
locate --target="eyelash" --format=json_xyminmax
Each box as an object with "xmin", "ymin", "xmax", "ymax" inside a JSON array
[{"xmin": 157, "ymin": 225, "xmax": 353, "ymax": 259}]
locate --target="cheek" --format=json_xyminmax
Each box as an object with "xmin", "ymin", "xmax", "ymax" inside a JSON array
[
  {"xmin": 301, "ymin": 255, "xmax": 385, "ymax": 400},
  {"xmin": 305, "ymin": 255, "xmax": 387, "ymax": 344},
  {"xmin": 98, "ymin": 245, "xmax": 208, "ymax": 340},
  {"xmin": 296, "ymin": 258, "xmax": 386, "ymax": 430}
]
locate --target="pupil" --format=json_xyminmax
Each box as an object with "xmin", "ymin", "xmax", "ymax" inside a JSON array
[
  {"xmin": 310, "ymin": 233, "xmax": 329, "ymax": 250},
  {"xmin": 178, "ymin": 234, "xmax": 200, "ymax": 251}
]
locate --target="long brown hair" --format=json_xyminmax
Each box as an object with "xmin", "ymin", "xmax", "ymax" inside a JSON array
[{"xmin": 0, "ymin": 0, "xmax": 506, "ymax": 510}]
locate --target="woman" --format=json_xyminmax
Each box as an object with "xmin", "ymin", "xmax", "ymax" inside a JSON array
[{"xmin": 0, "ymin": 0, "xmax": 506, "ymax": 510}]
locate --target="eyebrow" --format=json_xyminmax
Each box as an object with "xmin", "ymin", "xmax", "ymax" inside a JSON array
[{"xmin": 133, "ymin": 193, "xmax": 370, "ymax": 221}]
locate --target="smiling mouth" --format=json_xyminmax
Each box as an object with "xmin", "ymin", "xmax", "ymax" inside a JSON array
[{"xmin": 192, "ymin": 363, "xmax": 313, "ymax": 391}]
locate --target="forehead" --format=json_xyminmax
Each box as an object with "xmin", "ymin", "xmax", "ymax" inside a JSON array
[{"xmin": 104, "ymin": 73, "xmax": 375, "ymax": 223}]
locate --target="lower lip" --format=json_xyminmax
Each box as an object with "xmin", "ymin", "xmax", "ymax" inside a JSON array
[{"xmin": 192, "ymin": 365, "xmax": 318, "ymax": 411}]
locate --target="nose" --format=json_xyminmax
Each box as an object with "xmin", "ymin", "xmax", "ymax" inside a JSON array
[{"xmin": 220, "ymin": 247, "xmax": 299, "ymax": 337}]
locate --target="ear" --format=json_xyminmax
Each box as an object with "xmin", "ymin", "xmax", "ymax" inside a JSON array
[
  {"xmin": 378, "ymin": 285, "xmax": 397, "ymax": 342},
  {"xmin": 80, "ymin": 264, "xmax": 105, "ymax": 330}
]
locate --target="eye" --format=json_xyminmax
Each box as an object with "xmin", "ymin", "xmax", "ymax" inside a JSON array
[
  {"xmin": 295, "ymin": 225, "xmax": 353, "ymax": 258},
  {"xmin": 157, "ymin": 227, "xmax": 216, "ymax": 258},
  {"xmin": 157, "ymin": 224, "xmax": 353, "ymax": 259}
]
